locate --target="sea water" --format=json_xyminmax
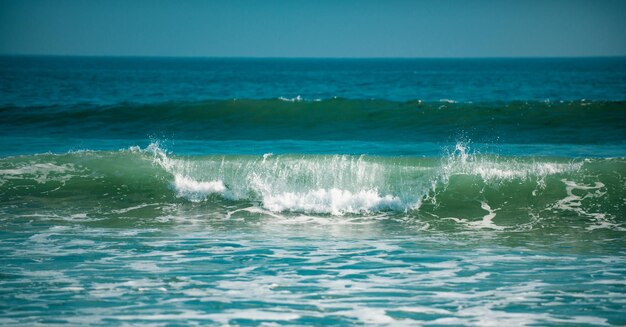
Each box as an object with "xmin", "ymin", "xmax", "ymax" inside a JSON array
[{"xmin": 1, "ymin": 56, "xmax": 625, "ymax": 325}]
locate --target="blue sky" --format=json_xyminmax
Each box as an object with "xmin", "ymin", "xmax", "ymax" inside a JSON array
[{"xmin": 1, "ymin": 0, "xmax": 625, "ymax": 58}]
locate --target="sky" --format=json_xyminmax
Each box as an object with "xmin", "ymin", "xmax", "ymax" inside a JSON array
[{"xmin": 0, "ymin": 0, "xmax": 625, "ymax": 58}]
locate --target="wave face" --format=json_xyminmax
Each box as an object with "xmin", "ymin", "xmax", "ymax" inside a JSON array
[
  {"xmin": 1, "ymin": 99, "xmax": 625, "ymax": 145},
  {"xmin": 1, "ymin": 143, "xmax": 623, "ymax": 232}
]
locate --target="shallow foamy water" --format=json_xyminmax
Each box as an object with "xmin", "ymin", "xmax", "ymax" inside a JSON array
[{"xmin": 2, "ymin": 219, "xmax": 625, "ymax": 326}]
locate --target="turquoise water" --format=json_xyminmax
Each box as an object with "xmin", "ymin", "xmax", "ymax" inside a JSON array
[{"xmin": 1, "ymin": 56, "xmax": 626, "ymax": 325}]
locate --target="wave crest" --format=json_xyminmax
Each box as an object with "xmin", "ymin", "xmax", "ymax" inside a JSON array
[
  {"xmin": 135, "ymin": 142, "xmax": 604, "ymax": 217},
  {"xmin": 1, "ymin": 143, "xmax": 622, "ymax": 229}
]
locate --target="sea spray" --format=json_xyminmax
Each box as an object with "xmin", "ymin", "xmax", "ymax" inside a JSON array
[{"xmin": 1, "ymin": 143, "xmax": 622, "ymax": 231}]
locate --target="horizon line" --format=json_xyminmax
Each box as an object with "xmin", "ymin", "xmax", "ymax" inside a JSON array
[{"xmin": 1, "ymin": 53, "xmax": 626, "ymax": 60}]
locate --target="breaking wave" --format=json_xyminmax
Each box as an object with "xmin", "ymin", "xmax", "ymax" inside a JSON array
[{"xmin": 1, "ymin": 142, "xmax": 623, "ymax": 231}]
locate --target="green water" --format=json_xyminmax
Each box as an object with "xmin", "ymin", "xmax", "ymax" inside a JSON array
[{"xmin": 1, "ymin": 57, "xmax": 625, "ymax": 325}]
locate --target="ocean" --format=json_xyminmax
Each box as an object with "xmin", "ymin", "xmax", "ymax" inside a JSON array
[{"xmin": 1, "ymin": 56, "xmax": 625, "ymax": 325}]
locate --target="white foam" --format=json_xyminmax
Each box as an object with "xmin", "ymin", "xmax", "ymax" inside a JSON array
[
  {"xmin": 142, "ymin": 143, "xmax": 420, "ymax": 214},
  {"xmin": 205, "ymin": 310, "xmax": 300, "ymax": 324},
  {"xmin": 173, "ymin": 175, "xmax": 226, "ymax": 201},
  {"xmin": 142, "ymin": 143, "xmax": 228, "ymax": 201},
  {"xmin": 226, "ymin": 206, "xmax": 284, "ymax": 219},
  {"xmin": 444, "ymin": 201, "xmax": 504, "ymax": 230},
  {"xmin": 111, "ymin": 203, "xmax": 159, "ymax": 214},
  {"xmin": 336, "ymin": 308, "xmax": 396, "ymax": 325},
  {"xmin": 128, "ymin": 261, "xmax": 168, "ymax": 273},
  {"xmin": 554, "ymin": 179, "xmax": 617, "ymax": 230},
  {"xmin": 0, "ymin": 163, "xmax": 76, "ymax": 184},
  {"xmin": 141, "ymin": 142, "xmax": 588, "ymax": 219},
  {"xmin": 277, "ymin": 95, "xmax": 322, "ymax": 102},
  {"xmin": 128, "ymin": 145, "xmax": 142, "ymax": 152},
  {"xmin": 278, "ymin": 95, "xmax": 303, "ymax": 102},
  {"xmin": 396, "ymin": 306, "xmax": 452, "ymax": 315},
  {"xmin": 109, "ymin": 309, "xmax": 300, "ymax": 323},
  {"xmin": 469, "ymin": 202, "xmax": 502, "ymax": 230},
  {"xmin": 262, "ymin": 188, "xmax": 405, "ymax": 215}
]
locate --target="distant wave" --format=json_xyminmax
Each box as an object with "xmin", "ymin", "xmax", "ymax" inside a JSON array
[{"xmin": 1, "ymin": 99, "xmax": 625, "ymax": 144}]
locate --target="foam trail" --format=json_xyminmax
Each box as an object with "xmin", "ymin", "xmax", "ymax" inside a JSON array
[
  {"xmin": 553, "ymin": 179, "xmax": 622, "ymax": 230},
  {"xmin": 470, "ymin": 202, "xmax": 503, "ymax": 230}
]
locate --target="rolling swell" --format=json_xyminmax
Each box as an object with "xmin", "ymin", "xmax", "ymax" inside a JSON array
[
  {"xmin": 1, "ymin": 99, "xmax": 625, "ymax": 144},
  {"xmin": 1, "ymin": 143, "xmax": 624, "ymax": 231}
]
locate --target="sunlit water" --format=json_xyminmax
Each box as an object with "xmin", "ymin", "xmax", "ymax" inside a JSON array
[{"xmin": 1, "ymin": 57, "xmax": 625, "ymax": 325}]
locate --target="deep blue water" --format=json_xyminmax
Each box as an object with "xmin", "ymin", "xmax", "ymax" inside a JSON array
[
  {"xmin": 1, "ymin": 56, "xmax": 625, "ymax": 325},
  {"xmin": 2, "ymin": 56, "xmax": 626, "ymax": 106}
]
